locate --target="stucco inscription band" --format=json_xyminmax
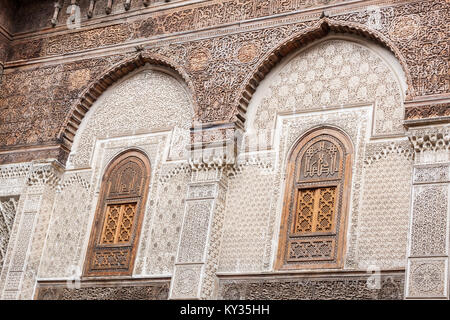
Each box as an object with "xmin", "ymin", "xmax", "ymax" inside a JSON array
[{"xmin": 0, "ymin": 0, "xmax": 448, "ymax": 301}]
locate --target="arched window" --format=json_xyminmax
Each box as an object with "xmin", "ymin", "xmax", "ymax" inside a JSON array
[
  {"xmin": 276, "ymin": 127, "xmax": 353, "ymax": 270},
  {"xmin": 83, "ymin": 150, "xmax": 151, "ymax": 277}
]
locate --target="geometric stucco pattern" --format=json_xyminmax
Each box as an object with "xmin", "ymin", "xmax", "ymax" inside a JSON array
[
  {"xmin": 283, "ymin": 109, "xmax": 369, "ymax": 271},
  {"xmin": 0, "ymin": 196, "xmax": 18, "ymax": 271},
  {"xmin": 251, "ymin": 39, "xmax": 404, "ymax": 136},
  {"xmin": 141, "ymin": 167, "xmax": 190, "ymax": 276},
  {"xmin": 68, "ymin": 68, "xmax": 192, "ymax": 169},
  {"xmin": 410, "ymin": 186, "xmax": 448, "ymax": 257},
  {"xmin": 354, "ymin": 142, "xmax": 413, "ymax": 270},
  {"xmin": 38, "ymin": 171, "xmax": 93, "ymax": 279},
  {"xmin": 219, "ymin": 165, "xmax": 275, "ymax": 273}
]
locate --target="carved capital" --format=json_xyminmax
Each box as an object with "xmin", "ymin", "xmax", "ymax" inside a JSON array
[
  {"xmin": 188, "ymin": 123, "xmax": 242, "ymax": 172},
  {"xmin": 407, "ymin": 125, "xmax": 450, "ymax": 164},
  {"xmin": 26, "ymin": 160, "xmax": 64, "ymax": 188}
]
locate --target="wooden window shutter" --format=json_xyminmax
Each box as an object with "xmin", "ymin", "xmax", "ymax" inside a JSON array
[
  {"xmin": 83, "ymin": 150, "xmax": 151, "ymax": 277},
  {"xmin": 276, "ymin": 127, "xmax": 353, "ymax": 270}
]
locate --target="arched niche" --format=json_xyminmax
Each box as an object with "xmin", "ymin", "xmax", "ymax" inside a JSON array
[
  {"xmin": 67, "ymin": 65, "xmax": 194, "ymax": 169},
  {"xmin": 276, "ymin": 126, "xmax": 353, "ymax": 270},
  {"xmin": 83, "ymin": 149, "xmax": 151, "ymax": 277},
  {"xmin": 245, "ymin": 35, "xmax": 407, "ymax": 139}
]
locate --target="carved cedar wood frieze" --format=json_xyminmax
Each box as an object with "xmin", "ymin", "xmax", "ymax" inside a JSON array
[
  {"xmin": 218, "ymin": 273, "xmax": 405, "ymax": 300},
  {"xmin": 277, "ymin": 127, "xmax": 353, "ymax": 270},
  {"xmin": 36, "ymin": 281, "xmax": 170, "ymax": 300},
  {"xmin": 0, "ymin": 0, "xmax": 449, "ymax": 164},
  {"xmin": 83, "ymin": 150, "xmax": 151, "ymax": 277},
  {"xmin": 405, "ymin": 103, "xmax": 450, "ymax": 121}
]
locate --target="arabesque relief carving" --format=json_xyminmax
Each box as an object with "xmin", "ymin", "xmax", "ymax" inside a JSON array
[{"xmin": 1, "ymin": 1, "xmax": 448, "ymax": 160}]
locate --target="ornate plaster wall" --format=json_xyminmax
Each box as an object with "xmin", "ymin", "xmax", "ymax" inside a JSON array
[
  {"xmin": 38, "ymin": 67, "xmax": 193, "ymax": 284},
  {"xmin": 218, "ymin": 37, "xmax": 412, "ymax": 274}
]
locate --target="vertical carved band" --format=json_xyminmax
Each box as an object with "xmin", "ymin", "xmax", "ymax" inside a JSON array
[{"xmin": 406, "ymin": 125, "xmax": 450, "ymax": 299}]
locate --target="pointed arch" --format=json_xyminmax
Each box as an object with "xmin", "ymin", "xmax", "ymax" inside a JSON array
[
  {"xmin": 59, "ymin": 51, "xmax": 197, "ymax": 156},
  {"xmin": 236, "ymin": 18, "xmax": 413, "ymax": 126}
]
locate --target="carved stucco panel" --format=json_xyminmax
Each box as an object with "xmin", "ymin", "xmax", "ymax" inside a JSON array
[
  {"xmin": 249, "ymin": 38, "xmax": 405, "ymax": 137},
  {"xmin": 2, "ymin": 211, "xmax": 36, "ymax": 299},
  {"xmin": 68, "ymin": 68, "xmax": 193, "ymax": 169},
  {"xmin": 0, "ymin": 163, "xmax": 29, "ymax": 197},
  {"xmin": 407, "ymin": 258, "xmax": 448, "ymax": 299},
  {"xmin": 355, "ymin": 143, "xmax": 413, "ymax": 269},
  {"xmin": 200, "ymin": 182, "xmax": 228, "ymax": 299},
  {"xmin": 409, "ymin": 185, "xmax": 448, "ymax": 258},
  {"xmin": 170, "ymin": 264, "xmax": 202, "ymax": 300},
  {"xmin": 177, "ymin": 200, "xmax": 213, "ymax": 264},
  {"xmin": 20, "ymin": 188, "xmax": 58, "ymax": 299},
  {"xmin": 219, "ymin": 165, "xmax": 276, "ymax": 272},
  {"xmin": 38, "ymin": 172, "xmax": 93, "ymax": 279},
  {"xmin": 218, "ymin": 273, "xmax": 405, "ymax": 300}
]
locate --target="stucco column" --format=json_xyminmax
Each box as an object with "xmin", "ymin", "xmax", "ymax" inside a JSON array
[
  {"xmin": 405, "ymin": 125, "xmax": 450, "ymax": 299},
  {"xmin": 0, "ymin": 160, "xmax": 63, "ymax": 300},
  {"xmin": 169, "ymin": 124, "xmax": 238, "ymax": 300}
]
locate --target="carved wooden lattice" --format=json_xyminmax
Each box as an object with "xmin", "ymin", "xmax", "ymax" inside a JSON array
[
  {"xmin": 100, "ymin": 203, "xmax": 137, "ymax": 244},
  {"xmin": 277, "ymin": 127, "xmax": 353, "ymax": 269},
  {"xmin": 294, "ymin": 187, "xmax": 336, "ymax": 234},
  {"xmin": 84, "ymin": 150, "xmax": 151, "ymax": 276}
]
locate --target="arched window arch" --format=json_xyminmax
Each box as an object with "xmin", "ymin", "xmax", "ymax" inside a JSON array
[
  {"xmin": 276, "ymin": 127, "xmax": 353, "ymax": 270},
  {"xmin": 83, "ymin": 149, "xmax": 151, "ymax": 277}
]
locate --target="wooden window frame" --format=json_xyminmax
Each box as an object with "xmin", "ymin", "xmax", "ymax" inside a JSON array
[
  {"xmin": 276, "ymin": 127, "xmax": 353, "ymax": 270},
  {"xmin": 83, "ymin": 149, "xmax": 151, "ymax": 277}
]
